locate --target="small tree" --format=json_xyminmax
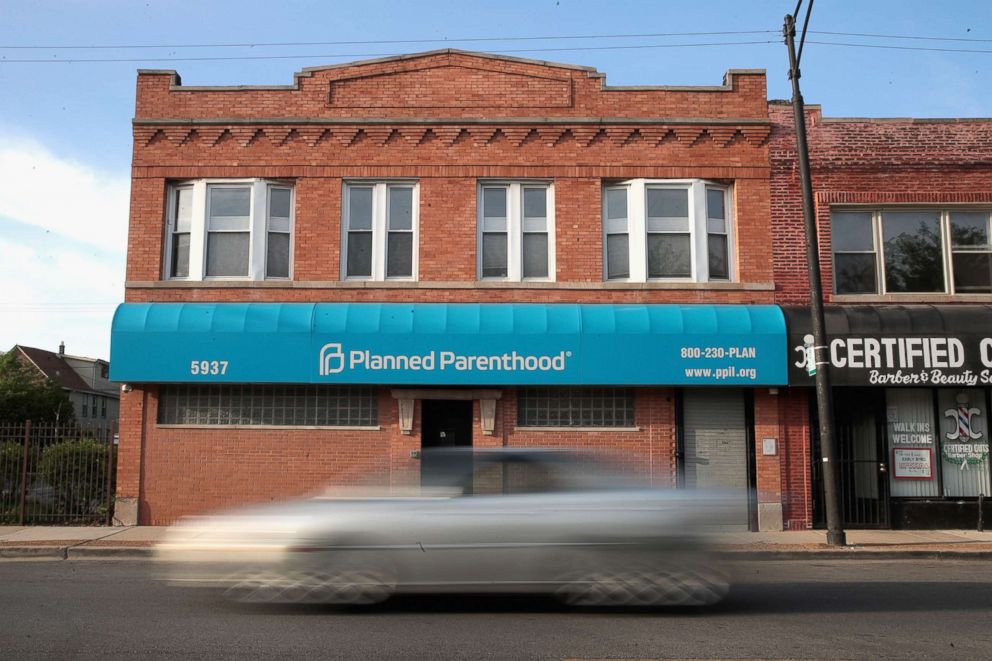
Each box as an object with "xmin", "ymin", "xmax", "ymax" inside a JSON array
[{"xmin": 0, "ymin": 351, "xmax": 76, "ymax": 424}]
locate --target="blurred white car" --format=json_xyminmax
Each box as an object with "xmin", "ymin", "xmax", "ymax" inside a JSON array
[{"xmin": 157, "ymin": 448, "xmax": 733, "ymax": 607}]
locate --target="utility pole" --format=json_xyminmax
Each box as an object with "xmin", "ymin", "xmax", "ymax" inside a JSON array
[{"xmin": 784, "ymin": 2, "xmax": 846, "ymax": 546}]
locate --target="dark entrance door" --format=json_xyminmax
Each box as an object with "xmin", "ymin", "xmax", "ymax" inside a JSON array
[
  {"xmin": 812, "ymin": 388, "xmax": 890, "ymax": 528},
  {"xmin": 420, "ymin": 400, "xmax": 473, "ymax": 488}
]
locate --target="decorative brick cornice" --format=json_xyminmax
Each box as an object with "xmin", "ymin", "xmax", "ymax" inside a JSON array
[{"xmin": 135, "ymin": 121, "xmax": 771, "ymax": 149}]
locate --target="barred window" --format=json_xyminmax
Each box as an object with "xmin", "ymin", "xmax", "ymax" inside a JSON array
[
  {"xmin": 517, "ymin": 387, "xmax": 635, "ymax": 428},
  {"xmin": 157, "ymin": 385, "xmax": 378, "ymax": 427}
]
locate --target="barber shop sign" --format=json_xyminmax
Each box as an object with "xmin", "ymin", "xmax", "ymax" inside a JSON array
[{"xmin": 943, "ymin": 393, "xmax": 990, "ymax": 470}]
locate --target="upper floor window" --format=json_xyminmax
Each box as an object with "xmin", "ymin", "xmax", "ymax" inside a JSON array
[
  {"xmin": 166, "ymin": 180, "xmax": 293, "ymax": 281},
  {"xmin": 831, "ymin": 208, "xmax": 992, "ymax": 295},
  {"xmin": 342, "ymin": 182, "xmax": 417, "ymax": 280},
  {"xmin": 603, "ymin": 180, "xmax": 733, "ymax": 282},
  {"xmin": 478, "ymin": 183, "xmax": 554, "ymax": 281}
]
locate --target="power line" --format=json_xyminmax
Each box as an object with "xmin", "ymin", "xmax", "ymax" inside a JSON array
[
  {"xmin": 1, "ymin": 29, "xmax": 988, "ymax": 52},
  {"xmin": 0, "ymin": 30, "xmax": 779, "ymax": 50},
  {"xmin": 0, "ymin": 40, "xmax": 779, "ymax": 64},
  {"xmin": 806, "ymin": 40, "xmax": 992, "ymax": 55},
  {"xmin": 811, "ymin": 30, "xmax": 992, "ymax": 44}
]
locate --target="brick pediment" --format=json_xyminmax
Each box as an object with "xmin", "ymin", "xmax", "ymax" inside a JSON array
[{"xmin": 328, "ymin": 63, "xmax": 572, "ymax": 109}]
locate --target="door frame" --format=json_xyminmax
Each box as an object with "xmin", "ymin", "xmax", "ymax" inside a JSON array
[{"xmin": 811, "ymin": 387, "xmax": 891, "ymax": 529}]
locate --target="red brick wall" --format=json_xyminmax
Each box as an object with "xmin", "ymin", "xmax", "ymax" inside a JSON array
[
  {"xmin": 134, "ymin": 52, "xmax": 767, "ymax": 121},
  {"xmin": 778, "ymin": 388, "xmax": 813, "ymax": 529},
  {"xmin": 769, "ymin": 102, "xmax": 992, "ymax": 305},
  {"xmin": 768, "ymin": 103, "xmax": 992, "ymax": 530},
  {"xmin": 126, "ymin": 385, "xmax": 678, "ymax": 525},
  {"xmin": 118, "ymin": 52, "xmax": 779, "ymax": 524}
]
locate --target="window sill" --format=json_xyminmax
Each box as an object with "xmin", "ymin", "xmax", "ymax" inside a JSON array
[
  {"xmin": 513, "ymin": 426, "xmax": 641, "ymax": 432},
  {"xmin": 832, "ymin": 293, "xmax": 992, "ymax": 303},
  {"xmin": 128, "ymin": 280, "xmax": 775, "ymax": 291},
  {"xmin": 156, "ymin": 424, "xmax": 382, "ymax": 431}
]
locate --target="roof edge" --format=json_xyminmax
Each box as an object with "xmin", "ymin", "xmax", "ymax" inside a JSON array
[{"xmin": 138, "ymin": 49, "xmax": 763, "ymax": 94}]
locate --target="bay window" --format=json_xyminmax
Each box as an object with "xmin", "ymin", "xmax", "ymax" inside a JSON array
[
  {"xmin": 603, "ymin": 179, "xmax": 733, "ymax": 282},
  {"xmin": 166, "ymin": 179, "xmax": 293, "ymax": 281}
]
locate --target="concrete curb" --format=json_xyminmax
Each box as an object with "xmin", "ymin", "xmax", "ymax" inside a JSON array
[
  {"xmin": 727, "ymin": 549, "xmax": 992, "ymax": 561},
  {"xmin": 2, "ymin": 545, "xmax": 992, "ymax": 561},
  {"xmin": 0, "ymin": 546, "xmax": 68, "ymax": 559},
  {"xmin": 67, "ymin": 546, "xmax": 155, "ymax": 559}
]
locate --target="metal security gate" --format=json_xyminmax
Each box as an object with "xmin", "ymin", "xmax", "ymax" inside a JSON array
[
  {"xmin": 0, "ymin": 421, "xmax": 117, "ymax": 525},
  {"xmin": 679, "ymin": 389, "xmax": 755, "ymax": 530},
  {"xmin": 812, "ymin": 389, "xmax": 890, "ymax": 528}
]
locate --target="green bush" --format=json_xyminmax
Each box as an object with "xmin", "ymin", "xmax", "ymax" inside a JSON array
[
  {"xmin": 1, "ymin": 441, "xmax": 23, "ymax": 491},
  {"xmin": 1, "ymin": 442, "xmax": 25, "ymax": 523},
  {"xmin": 38, "ymin": 439, "xmax": 113, "ymax": 518}
]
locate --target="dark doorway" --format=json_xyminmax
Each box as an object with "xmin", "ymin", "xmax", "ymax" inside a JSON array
[
  {"xmin": 421, "ymin": 400, "xmax": 473, "ymax": 488},
  {"xmin": 812, "ymin": 388, "xmax": 890, "ymax": 528}
]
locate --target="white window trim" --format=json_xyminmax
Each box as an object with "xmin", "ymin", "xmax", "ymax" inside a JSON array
[
  {"xmin": 602, "ymin": 179, "xmax": 735, "ymax": 283},
  {"xmin": 265, "ymin": 183, "xmax": 295, "ymax": 280},
  {"xmin": 476, "ymin": 181, "xmax": 556, "ymax": 282},
  {"xmin": 830, "ymin": 207, "xmax": 992, "ymax": 296},
  {"xmin": 164, "ymin": 179, "xmax": 294, "ymax": 281},
  {"xmin": 341, "ymin": 180, "xmax": 419, "ymax": 281}
]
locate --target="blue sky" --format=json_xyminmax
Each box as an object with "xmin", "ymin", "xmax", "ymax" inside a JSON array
[{"xmin": 1, "ymin": 0, "xmax": 990, "ymax": 358}]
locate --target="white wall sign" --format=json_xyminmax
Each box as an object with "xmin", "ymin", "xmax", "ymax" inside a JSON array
[{"xmin": 893, "ymin": 448, "xmax": 933, "ymax": 480}]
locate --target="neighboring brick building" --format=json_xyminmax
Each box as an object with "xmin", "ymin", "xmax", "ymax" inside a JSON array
[
  {"xmin": 770, "ymin": 102, "xmax": 992, "ymax": 529},
  {"xmin": 111, "ymin": 50, "xmax": 793, "ymax": 527}
]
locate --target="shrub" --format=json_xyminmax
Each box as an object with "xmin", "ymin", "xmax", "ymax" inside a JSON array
[
  {"xmin": 38, "ymin": 439, "xmax": 112, "ymax": 518},
  {"xmin": 1, "ymin": 441, "xmax": 23, "ymax": 492}
]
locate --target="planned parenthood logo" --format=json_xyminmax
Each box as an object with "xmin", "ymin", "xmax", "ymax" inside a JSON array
[
  {"xmin": 319, "ymin": 343, "xmax": 346, "ymax": 375},
  {"xmin": 319, "ymin": 342, "xmax": 570, "ymax": 376}
]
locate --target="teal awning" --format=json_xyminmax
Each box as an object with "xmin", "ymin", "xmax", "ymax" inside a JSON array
[{"xmin": 110, "ymin": 303, "xmax": 787, "ymax": 386}]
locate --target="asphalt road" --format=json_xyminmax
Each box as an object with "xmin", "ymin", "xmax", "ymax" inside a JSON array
[{"xmin": 1, "ymin": 558, "xmax": 990, "ymax": 659}]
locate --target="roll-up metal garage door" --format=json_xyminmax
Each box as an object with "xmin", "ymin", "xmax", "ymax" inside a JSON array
[{"xmin": 682, "ymin": 389, "xmax": 751, "ymax": 529}]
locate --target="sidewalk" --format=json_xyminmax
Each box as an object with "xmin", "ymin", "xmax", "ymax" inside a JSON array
[{"xmin": 3, "ymin": 526, "xmax": 992, "ymax": 559}]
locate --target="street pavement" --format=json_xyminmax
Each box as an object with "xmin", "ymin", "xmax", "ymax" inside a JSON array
[{"xmin": 0, "ymin": 558, "xmax": 990, "ymax": 659}]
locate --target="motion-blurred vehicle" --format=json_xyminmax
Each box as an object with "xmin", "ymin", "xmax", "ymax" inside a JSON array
[{"xmin": 156, "ymin": 448, "xmax": 733, "ymax": 607}]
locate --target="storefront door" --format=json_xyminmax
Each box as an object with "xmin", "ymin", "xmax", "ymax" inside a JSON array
[
  {"xmin": 680, "ymin": 389, "xmax": 755, "ymax": 530},
  {"xmin": 813, "ymin": 389, "xmax": 890, "ymax": 528},
  {"xmin": 420, "ymin": 400, "xmax": 473, "ymax": 489}
]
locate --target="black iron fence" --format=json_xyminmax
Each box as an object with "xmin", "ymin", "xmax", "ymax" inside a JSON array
[{"xmin": 0, "ymin": 421, "xmax": 117, "ymax": 525}]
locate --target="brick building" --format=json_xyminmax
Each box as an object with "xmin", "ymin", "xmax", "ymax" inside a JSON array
[
  {"xmin": 110, "ymin": 50, "xmax": 797, "ymax": 528},
  {"xmin": 770, "ymin": 102, "xmax": 992, "ymax": 529}
]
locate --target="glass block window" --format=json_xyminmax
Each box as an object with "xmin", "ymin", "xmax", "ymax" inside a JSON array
[
  {"xmin": 158, "ymin": 385, "xmax": 378, "ymax": 427},
  {"xmin": 517, "ymin": 387, "xmax": 635, "ymax": 427}
]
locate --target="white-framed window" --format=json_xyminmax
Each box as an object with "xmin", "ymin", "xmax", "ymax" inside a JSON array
[
  {"xmin": 342, "ymin": 181, "xmax": 418, "ymax": 280},
  {"xmin": 165, "ymin": 179, "xmax": 294, "ymax": 281},
  {"xmin": 830, "ymin": 208, "xmax": 992, "ymax": 295},
  {"xmin": 478, "ymin": 182, "xmax": 555, "ymax": 281},
  {"xmin": 603, "ymin": 179, "xmax": 733, "ymax": 282}
]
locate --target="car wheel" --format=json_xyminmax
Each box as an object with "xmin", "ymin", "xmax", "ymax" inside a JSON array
[
  {"xmin": 556, "ymin": 566, "xmax": 729, "ymax": 607},
  {"xmin": 223, "ymin": 567, "xmax": 395, "ymax": 605}
]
